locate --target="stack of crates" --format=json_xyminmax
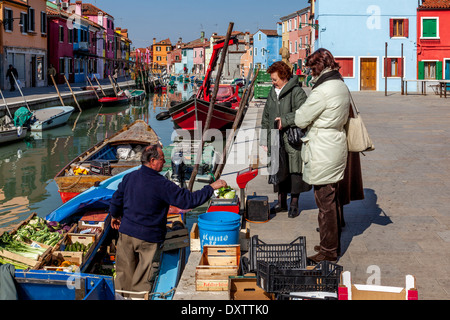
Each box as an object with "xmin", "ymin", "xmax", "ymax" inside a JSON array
[
  {"xmin": 248, "ymin": 235, "xmax": 343, "ymax": 300},
  {"xmin": 253, "ymin": 69, "xmax": 272, "ymax": 99}
]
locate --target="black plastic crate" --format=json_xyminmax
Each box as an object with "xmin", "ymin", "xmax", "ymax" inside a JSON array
[
  {"xmin": 256, "ymin": 260, "xmax": 343, "ymax": 294},
  {"xmin": 249, "ymin": 235, "xmax": 307, "ymax": 272}
]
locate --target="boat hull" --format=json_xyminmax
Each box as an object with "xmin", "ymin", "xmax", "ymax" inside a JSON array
[
  {"xmin": 0, "ymin": 127, "xmax": 28, "ymax": 144},
  {"xmin": 169, "ymin": 98, "xmax": 237, "ymax": 131},
  {"xmin": 99, "ymin": 96, "xmax": 130, "ymax": 107},
  {"xmin": 30, "ymin": 106, "xmax": 75, "ymax": 131}
]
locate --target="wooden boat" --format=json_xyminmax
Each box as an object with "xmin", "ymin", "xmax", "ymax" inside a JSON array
[
  {"xmin": 98, "ymin": 95, "xmax": 130, "ymax": 107},
  {"xmin": 29, "ymin": 106, "xmax": 75, "ymax": 131},
  {"xmin": 162, "ymin": 37, "xmax": 241, "ymax": 131},
  {"xmin": 129, "ymin": 89, "xmax": 146, "ymax": 102},
  {"xmin": 54, "ymin": 120, "xmax": 160, "ymax": 203},
  {"xmin": 0, "ymin": 121, "xmax": 28, "ymax": 144}
]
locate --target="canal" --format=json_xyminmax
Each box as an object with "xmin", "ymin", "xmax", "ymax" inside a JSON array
[{"xmin": 0, "ymin": 83, "xmax": 198, "ymax": 233}]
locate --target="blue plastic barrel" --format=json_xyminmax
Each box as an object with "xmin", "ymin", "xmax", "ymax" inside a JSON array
[{"xmin": 198, "ymin": 211, "xmax": 241, "ymax": 251}]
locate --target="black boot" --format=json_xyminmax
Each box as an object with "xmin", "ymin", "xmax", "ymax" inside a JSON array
[
  {"xmin": 271, "ymin": 193, "xmax": 287, "ymax": 214},
  {"xmin": 288, "ymin": 194, "xmax": 300, "ymax": 218}
]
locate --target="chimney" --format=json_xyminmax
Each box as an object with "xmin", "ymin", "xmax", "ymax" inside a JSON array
[
  {"xmin": 153, "ymin": 38, "xmax": 156, "ymax": 44},
  {"xmin": 75, "ymin": 1, "xmax": 82, "ymax": 16}
]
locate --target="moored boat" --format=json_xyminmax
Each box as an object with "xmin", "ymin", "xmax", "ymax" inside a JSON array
[
  {"xmin": 162, "ymin": 37, "xmax": 241, "ymax": 131},
  {"xmin": 29, "ymin": 106, "xmax": 75, "ymax": 131},
  {"xmin": 53, "ymin": 120, "xmax": 160, "ymax": 203}
]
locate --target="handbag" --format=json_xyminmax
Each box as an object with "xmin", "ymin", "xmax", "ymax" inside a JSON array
[
  {"xmin": 286, "ymin": 126, "xmax": 304, "ymax": 148},
  {"xmin": 345, "ymin": 94, "xmax": 375, "ymax": 153}
]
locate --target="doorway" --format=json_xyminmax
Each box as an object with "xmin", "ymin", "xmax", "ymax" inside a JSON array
[{"xmin": 360, "ymin": 58, "xmax": 377, "ymax": 90}]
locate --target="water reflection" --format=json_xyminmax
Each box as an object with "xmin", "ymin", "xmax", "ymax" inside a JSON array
[{"xmin": 0, "ymin": 83, "xmax": 195, "ymax": 232}]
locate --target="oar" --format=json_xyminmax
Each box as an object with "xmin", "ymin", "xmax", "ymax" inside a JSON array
[
  {"xmin": 0, "ymin": 87, "xmax": 13, "ymax": 119},
  {"xmin": 12, "ymin": 74, "xmax": 31, "ymax": 112}
]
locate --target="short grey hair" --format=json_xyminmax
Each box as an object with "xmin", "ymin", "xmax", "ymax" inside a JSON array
[{"xmin": 141, "ymin": 144, "xmax": 162, "ymax": 165}]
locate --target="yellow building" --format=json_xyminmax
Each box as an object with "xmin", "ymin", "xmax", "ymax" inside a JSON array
[
  {"xmin": 152, "ymin": 38, "xmax": 172, "ymax": 69},
  {"xmin": 0, "ymin": 0, "xmax": 48, "ymax": 89}
]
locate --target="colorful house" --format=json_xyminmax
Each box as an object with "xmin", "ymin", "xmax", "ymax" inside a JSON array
[
  {"xmin": 252, "ymin": 26, "xmax": 282, "ymax": 70},
  {"xmin": 1, "ymin": 0, "xmax": 48, "ymax": 90},
  {"xmin": 280, "ymin": 6, "xmax": 313, "ymax": 72},
  {"xmin": 167, "ymin": 38, "xmax": 184, "ymax": 74},
  {"xmin": 152, "ymin": 38, "xmax": 172, "ymax": 69},
  {"xmin": 313, "ymin": 0, "xmax": 418, "ymax": 92},
  {"xmin": 417, "ymin": 0, "xmax": 450, "ymax": 81}
]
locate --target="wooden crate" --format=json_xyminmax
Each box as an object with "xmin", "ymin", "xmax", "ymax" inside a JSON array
[
  {"xmin": 42, "ymin": 251, "xmax": 82, "ymax": 272},
  {"xmin": 228, "ymin": 276, "xmax": 274, "ymax": 300},
  {"xmin": 190, "ymin": 223, "xmax": 201, "ymax": 252},
  {"xmin": 163, "ymin": 228, "xmax": 189, "ymax": 252},
  {"xmin": 195, "ymin": 245, "xmax": 240, "ymax": 291}
]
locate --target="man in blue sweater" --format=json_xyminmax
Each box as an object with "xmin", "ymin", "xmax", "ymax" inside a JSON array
[{"xmin": 110, "ymin": 144, "xmax": 227, "ymax": 296}]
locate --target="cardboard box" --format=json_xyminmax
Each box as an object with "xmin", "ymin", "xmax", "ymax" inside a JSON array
[
  {"xmin": 338, "ymin": 271, "xmax": 418, "ymax": 300},
  {"xmin": 228, "ymin": 276, "xmax": 274, "ymax": 300},
  {"xmin": 195, "ymin": 245, "xmax": 241, "ymax": 291}
]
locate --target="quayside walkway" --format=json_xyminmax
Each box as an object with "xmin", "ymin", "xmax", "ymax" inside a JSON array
[{"xmin": 174, "ymin": 89, "xmax": 450, "ymax": 300}]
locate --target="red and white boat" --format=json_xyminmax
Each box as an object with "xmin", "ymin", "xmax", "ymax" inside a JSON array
[{"xmin": 165, "ymin": 37, "xmax": 242, "ymax": 131}]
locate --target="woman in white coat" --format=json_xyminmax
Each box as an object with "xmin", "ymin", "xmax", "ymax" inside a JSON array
[{"xmin": 294, "ymin": 48, "xmax": 350, "ymax": 263}]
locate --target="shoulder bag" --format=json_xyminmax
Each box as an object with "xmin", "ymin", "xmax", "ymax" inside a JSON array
[{"xmin": 345, "ymin": 93, "xmax": 375, "ymax": 153}]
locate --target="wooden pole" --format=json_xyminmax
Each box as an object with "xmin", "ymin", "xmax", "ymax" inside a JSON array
[
  {"xmin": 12, "ymin": 74, "xmax": 31, "ymax": 112},
  {"xmin": 214, "ymin": 67, "xmax": 260, "ymax": 180},
  {"xmin": 188, "ymin": 22, "xmax": 234, "ymax": 191},
  {"xmin": 140, "ymin": 69, "xmax": 147, "ymax": 94},
  {"xmin": 93, "ymin": 75, "xmax": 106, "ymax": 97},
  {"xmin": 401, "ymin": 43, "xmax": 404, "ymax": 95},
  {"xmin": 86, "ymin": 76, "xmax": 99, "ymax": 99},
  {"xmin": 109, "ymin": 75, "xmax": 118, "ymax": 96},
  {"xmin": 64, "ymin": 75, "xmax": 82, "ymax": 112},
  {"xmin": 385, "ymin": 42, "xmax": 388, "ymax": 96},
  {"xmin": 51, "ymin": 74, "xmax": 65, "ymax": 106}
]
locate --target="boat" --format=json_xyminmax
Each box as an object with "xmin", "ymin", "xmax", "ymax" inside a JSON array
[
  {"xmin": 129, "ymin": 89, "xmax": 146, "ymax": 102},
  {"xmin": 29, "ymin": 106, "xmax": 75, "ymax": 131},
  {"xmin": 53, "ymin": 120, "xmax": 160, "ymax": 203},
  {"xmin": 10, "ymin": 165, "xmax": 188, "ymax": 300},
  {"xmin": 98, "ymin": 91, "xmax": 130, "ymax": 107},
  {"xmin": 160, "ymin": 37, "xmax": 241, "ymax": 131},
  {"xmin": 0, "ymin": 118, "xmax": 28, "ymax": 144}
]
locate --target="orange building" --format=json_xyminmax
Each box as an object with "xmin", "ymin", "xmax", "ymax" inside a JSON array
[
  {"xmin": 152, "ymin": 38, "xmax": 172, "ymax": 69},
  {"xmin": 0, "ymin": 0, "xmax": 48, "ymax": 90}
]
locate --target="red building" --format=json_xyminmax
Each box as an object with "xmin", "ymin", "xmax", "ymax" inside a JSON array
[
  {"xmin": 47, "ymin": 6, "xmax": 74, "ymax": 84},
  {"xmin": 417, "ymin": 0, "xmax": 450, "ymax": 80}
]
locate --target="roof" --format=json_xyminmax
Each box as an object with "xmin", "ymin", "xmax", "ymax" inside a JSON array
[
  {"xmin": 420, "ymin": 0, "xmax": 450, "ymax": 8},
  {"xmin": 154, "ymin": 38, "xmax": 172, "ymax": 45},
  {"xmin": 4, "ymin": 0, "xmax": 29, "ymax": 7},
  {"xmin": 81, "ymin": 3, "xmax": 111, "ymax": 17},
  {"xmin": 256, "ymin": 29, "xmax": 279, "ymax": 36}
]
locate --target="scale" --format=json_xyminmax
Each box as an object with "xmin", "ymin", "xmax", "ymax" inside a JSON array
[{"xmin": 207, "ymin": 166, "xmax": 258, "ymax": 214}]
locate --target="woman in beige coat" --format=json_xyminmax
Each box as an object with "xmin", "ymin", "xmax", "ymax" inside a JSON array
[{"xmin": 294, "ymin": 48, "xmax": 350, "ymax": 263}]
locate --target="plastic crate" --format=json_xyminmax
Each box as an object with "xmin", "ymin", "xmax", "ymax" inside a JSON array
[
  {"xmin": 256, "ymin": 260, "xmax": 343, "ymax": 294},
  {"xmin": 253, "ymin": 85, "xmax": 271, "ymax": 99},
  {"xmin": 255, "ymin": 70, "xmax": 271, "ymax": 83},
  {"xmin": 248, "ymin": 235, "xmax": 307, "ymax": 272}
]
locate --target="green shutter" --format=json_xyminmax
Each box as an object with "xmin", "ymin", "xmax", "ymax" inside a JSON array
[
  {"xmin": 418, "ymin": 61, "xmax": 424, "ymax": 79},
  {"xmin": 423, "ymin": 19, "xmax": 437, "ymax": 37},
  {"xmin": 436, "ymin": 61, "xmax": 443, "ymax": 80}
]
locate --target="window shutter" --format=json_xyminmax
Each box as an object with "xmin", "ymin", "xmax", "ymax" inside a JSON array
[
  {"xmin": 436, "ymin": 61, "xmax": 443, "ymax": 80},
  {"xmin": 385, "ymin": 58, "xmax": 391, "ymax": 77},
  {"xmin": 315, "ymin": 20, "xmax": 319, "ymax": 39},
  {"xmin": 418, "ymin": 61, "xmax": 424, "ymax": 80},
  {"xmin": 404, "ymin": 19, "xmax": 409, "ymax": 38},
  {"xmin": 398, "ymin": 58, "xmax": 404, "ymax": 78},
  {"xmin": 390, "ymin": 19, "xmax": 394, "ymax": 37}
]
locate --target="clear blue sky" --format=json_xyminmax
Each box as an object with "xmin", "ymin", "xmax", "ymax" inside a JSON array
[{"xmin": 88, "ymin": 0, "xmax": 309, "ymax": 48}]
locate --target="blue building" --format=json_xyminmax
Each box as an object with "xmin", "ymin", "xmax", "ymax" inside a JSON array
[
  {"xmin": 313, "ymin": 0, "xmax": 418, "ymax": 92},
  {"xmin": 72, "ymin": 21, "xmax": 92, "ymax": 83},
  {"xmin": 253, "ymin": 23, "xmax": 282, "ymax": 70}
]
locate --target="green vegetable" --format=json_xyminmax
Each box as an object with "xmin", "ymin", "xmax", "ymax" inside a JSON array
[{"xmin": 223, "ymin": 190, "xmax": 236, "ymax": 199}]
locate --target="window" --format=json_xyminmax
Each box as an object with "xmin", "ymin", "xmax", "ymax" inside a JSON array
[
  {"xmin": 59, "ymin": 58, "xmax": 65, "ymax": 74},
  {"xmin": 68, "ymin": 58, "xmax": 73, "ymax": 74},
  {"xmin": 384, "ymin": 57, "xmax": 404, "ymax": 77},
  {"xmin": 254, "ymin": 48, "xmax": 257, "ymax": 56},
  {"xmin": 258, "ymin": 33, "xmax": 261, "ymax": 41},
  {"xmin": 68, "ymin": 29, "xmax": 73, "ymax": 43},
  {"xmin": 390, "ymin": 18, "xmax": 408, "ymax": 38},
  {"xmin": 261, "ymin": 48, "xmax": 264, "ymax": 56},
  {"xmin": 335, "ymin": 57, "xmax": 354, "ymax": 77},
  {"xmin": 157, "ymin": 56, "xmax": 162, "ymax": 61},
  {"xmin": 156, "ymin": 46, "xmax": 161, "ymax": 51},
  {"xmin": 59, "ymin": 26, "xmax": 64, "ymax": 42},
  {"xmin": 4, "ymin": 8, "xmax": 13, "ymax": 31},
  {"xmin": 28, "ymin": 8, "xmax": 35, "ymax": 32},
  {"xmin": 20, "ymin": 12, "xmax": 28, "ymax": 33},
  {"xmin": 418, "ymin": 61, "xmax": 442, "ymax": 80},
  {"xmin": 40, "ymin": 12, "xmax": 47, "ymax": 34},
  {"xmin": 295, "ymin": 41, "xmax": 298, "ymax": 53},
  {"xmin": 422, "ymin": 18, "xmax": 438, "ymax": 38}
]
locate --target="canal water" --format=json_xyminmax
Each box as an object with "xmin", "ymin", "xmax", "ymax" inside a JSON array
[{"xmin": 0, "ymin": 82, "xmax": 200, "ymax": 233}]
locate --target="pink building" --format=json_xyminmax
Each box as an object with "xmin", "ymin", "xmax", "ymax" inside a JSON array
[{"xmin": 281, "ymin": 6, "xmax": 312, "ymax": 72}]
